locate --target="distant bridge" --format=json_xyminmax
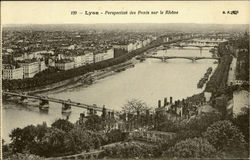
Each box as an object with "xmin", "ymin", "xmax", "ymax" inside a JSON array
[
  {"xmin": 3, "ymin": 91, "xmax": 118, "ymax": 115},
  {"xmin": 143, "ymin": 56, "xmax": 219, "ymax": 62},
  {"xmin": 171, "ymin": 44, "xmax": 211, "ymax": 48},
  {"xmin": 173, "ymin": 38, "xmax": 227, "ymax": 48}
]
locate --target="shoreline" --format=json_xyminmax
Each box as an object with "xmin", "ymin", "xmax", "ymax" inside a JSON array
[
  {"xmin": 37, "ymin": 59, "xmax": 139, "ymax": 95},
  {"xmin": 29, "ymin": 48, "xmax": 157, "ymax": 95}
]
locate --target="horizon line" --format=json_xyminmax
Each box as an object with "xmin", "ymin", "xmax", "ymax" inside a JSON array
[{"xmin": 3, "ymin": 23, "xmax": 249, "ymax": 26}]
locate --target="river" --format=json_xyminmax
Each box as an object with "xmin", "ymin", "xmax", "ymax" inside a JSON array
[{"xmin": 2, "ymin": 47, "xmax": 217, "ymax": 142}]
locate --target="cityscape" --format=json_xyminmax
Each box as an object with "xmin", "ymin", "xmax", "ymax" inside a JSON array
[{"xmin": 1, "ymin": 1, "xmax": 250, "ymax": 160}]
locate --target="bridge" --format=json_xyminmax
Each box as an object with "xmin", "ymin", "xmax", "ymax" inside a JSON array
[
  {"xmin": 171, "ymin": 44, "xmax": 211, "ymax": 48},
  {"xmin": 3, "ymin": 91, "xmax": 119, "ymax": 115},
  {"xmin": 143, "ymin": 56, "xmax": 219, "ymax": 62}
]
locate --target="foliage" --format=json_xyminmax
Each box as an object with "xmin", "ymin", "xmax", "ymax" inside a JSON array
[
  {"xmin": 8, "ymin": 120, "xmax": 106, "ymax": 157},
  {"xmin": 85, "ymin": 115, "xmax": 103, "ymax": 131},
  {"xmin": 104, "ymin": 142, "xmax": 161, "ymax": 158},
  {"xmin": 106, "ymin": 129, "xmax": 128, "ymax": 143},
  {"xmin": 205, "ymin": 54, "xmax": 232, "ymax": 93},
  {"xmin": 232, "ymin": 107, "xmax": 249, "ymax": 143},
  {"xmin": 122, "ymin": 99, "xmax": 150, "ymax": 114},
  {"xmin": 38, "ymin": 128, "xmax": 69, "ymax": 157},
  {"xmin": 236, "ymin": 50, "xmax": 249, "ymax": 81},
  {"xmin": 155, "ymin": 117, "xmax": 178, "ymax": 132},
  {"xmin": 161, "ymin": 112, "xmax": 222, "ymax": 141},
  {"xmin": 158, "ymin": 112, "xmax": 222, "ymax": 154},
  {"xmin": 65, "ymin": 126, "xmax": 93, "ymax": 153},
  {"xmin": 203, "ymin": 120, "xmax": 246, "ymax": 151},
  {"xmin": 4, "ymin": 153, "xmax": 45, "ymax": 160},
  {"xmin": 9, "ymin": 125, "xmax": 39, "ymax": 153},
  {"xmin": 166, "ymin": 137, "xmax": 216, "ymax": 158},
  {"xmin": 51, "ymin": 118, "xmax": 74, "ymax": 132}
]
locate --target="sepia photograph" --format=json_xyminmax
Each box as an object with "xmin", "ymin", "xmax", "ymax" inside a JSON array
[{"xmin": 1, "ymin": 1, "xmax": 249, "ymax": 159}]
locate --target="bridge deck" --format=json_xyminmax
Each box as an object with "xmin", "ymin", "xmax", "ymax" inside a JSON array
[
  {"xmin": 144, "ymin": 56, "xmax": 219, "ymax": 60},
  {"xmin": 3, "ymin": 92, "xmax": 117, "ymax": 113}
]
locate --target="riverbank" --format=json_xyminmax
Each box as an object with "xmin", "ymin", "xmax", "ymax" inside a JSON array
[
  {"xmin": 28, "ymin": 60, "xmax": 136, "ymax": 94},
  {"xmin": 27, "ymin": 45, "xmax": 158, "ymax": 95}
]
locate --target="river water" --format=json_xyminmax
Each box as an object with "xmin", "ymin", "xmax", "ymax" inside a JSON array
[{"xmin": 2, "ymin": 47, "xmax": 217, "ymax": 142}]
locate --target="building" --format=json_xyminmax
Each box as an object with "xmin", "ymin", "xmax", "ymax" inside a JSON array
[
  {"xmin": 112, "ymin": 43, "xmax": 129, "ymax": 51},
  {"xmin": 103, "ymin": 48, "xmax": 114, "ymax": 60},
  {"xmin": 84, "ymin": 51, "xmax": 94, "ymax": 64},
  {"xmin": 2, "ymin": 64, "xmax": 24, "ymax": 80},
  {"xmin": 55, "ymin": 59, "xmax": 74, "ymax": 71},
  {"xmin": 71, "ymin": 55, "xmax": 86, "ymax": 68},
  {"xmin": 127, "ymin": 43, "xmax": 135, "ymax": 52},
  {"xmin": 204, "ymin": 92, "xmax": 212, "ymax": 102},
  {"xmin": 233, "ymin": 90, "xmax": 249, "ymax": 116},
  {"xmin": 19, "ymin": 60, "xmax": 40, "ymax": 78},
  {"xmin": 38, "ymin": 60, "xmax": 47, "ymax": 72},
  {"xmin": 94, "ymin": 52, "xmax": 104, "ymax": 63}
]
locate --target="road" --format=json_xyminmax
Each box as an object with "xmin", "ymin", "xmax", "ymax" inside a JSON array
[{"xmin": 227, "ymin": 57, "xmax": 237, "ymax": 86}]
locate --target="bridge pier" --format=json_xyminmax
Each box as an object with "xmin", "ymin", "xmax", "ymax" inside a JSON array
[
  {"xmin": 161, "ymin": 57, "xmax": 167, "ymax": 62},
  {"xmin": 39, "ymin": 99, "xmax": 49, "ymax": 112},
  {"xmin": 18, "ymin": 96, "xmax": 28, "ymax": 104},
  {"xmin": 192, "ymin": 58, "xmax": 196, "ymax": 63},
  {"xmin": 62, "ymin": 103, "xmax": 72, "ymax": 114}
]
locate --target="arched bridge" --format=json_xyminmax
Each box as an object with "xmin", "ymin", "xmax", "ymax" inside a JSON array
[{"xmin": 143, "ymin": 56, "xmax": 219, "ymax": 62}]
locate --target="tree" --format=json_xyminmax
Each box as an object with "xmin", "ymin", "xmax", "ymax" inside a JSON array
[
  {"xmin": 9, "ymin": 128, "xmax": 24, "ymax": 153},
  {"xmin": 9, "ymin": 125, "xmax": 38, "ymax": 153},
  {"xmin": 85, "ymin": 115, "xmax": 103, "ymax": 131},
  {"xmin": 51, "ymin": 119, "xmax": 74, "ymax": 132},
  {"xmin": 106, "ymin": 129, "xmax": 127, "ymax": 143},
  {"xmin": 173, "ymin": 112, "xmax": 222, "ymax": 141},
  {"xmin": 104, "ymin": 142, "xmax": 160, "ymax": 158},
  {"xmin": 40, "ymin": 128, "xmax": 68, "ymax": 157},
  {"xmin": 122, "ymin": 99, "xmax": 150, "ymax": 114},
  {"xmin": 203, "ymin": 120, "xmax": 246, "ymax": 151},
  {"xmin": 166, "ymin": 137, "xmax": 216, "ymax": 158},
  {"xmin": 232, "ymin": 107, "xmax": 249, "ymax": 143},
  {"xmin": 66, "ymin": 126, "xmax": 94, "ymax": 153}
]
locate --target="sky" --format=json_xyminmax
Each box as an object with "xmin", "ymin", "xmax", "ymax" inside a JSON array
[{"xmin": 1, "ymin": 1, "xmax": 249, "ymax": 25}]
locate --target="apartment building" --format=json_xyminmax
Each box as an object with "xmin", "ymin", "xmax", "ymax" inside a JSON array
[
  {"xmin": 19, "ymin": 60, "xmax": 40, "ymax": 78},
  {"xmin": 55, "ymin": 59, "xmax": 74, "ymax": 71},
  {"xmin": 2, "ymin": 64, "xmax": 24, "ymax": 80}
]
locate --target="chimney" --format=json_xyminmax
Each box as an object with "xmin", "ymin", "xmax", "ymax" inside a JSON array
[
  {"xmin": 158, "ymin": 100, "xmax": 161, "ymax": 108},
  {"xmin": 164, "ymin": 97, "xmax": 167, "ymax": 106},
  {"xmin": 174, "ymin": 101, "xmax": 177, "ymax": 105},
  {"xmin": 102, "ymin": 105, "xmax": 106, "ymax": 118},
  {"xmin": 170, "ymin": 97, "xmax": 173, "ymax": 104}
]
